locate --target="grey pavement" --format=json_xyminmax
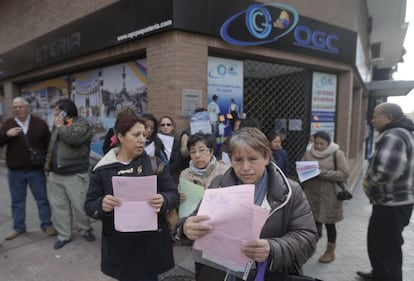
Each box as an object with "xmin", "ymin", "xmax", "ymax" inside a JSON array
[{"xmin": 0, "ymin": 162, "xmax": 413, "ymax": 281}]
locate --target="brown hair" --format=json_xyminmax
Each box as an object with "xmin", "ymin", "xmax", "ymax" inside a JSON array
[{"xmin": 114, "ymin": 108, "xmax": 144, "ymax": 141}]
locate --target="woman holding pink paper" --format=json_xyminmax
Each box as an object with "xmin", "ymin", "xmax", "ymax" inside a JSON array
[
  {"xmin": 84, "ymin": 109, "xmax": 179, "ymax": 281},
  {"xmin": 174, "ymin": 127, "xmax": 318, "ymax": 281}
]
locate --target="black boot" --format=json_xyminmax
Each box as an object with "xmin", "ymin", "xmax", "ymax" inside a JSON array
[{"xmin": 356, "ymin": 271, "xmax": 377, "ymax": 280}]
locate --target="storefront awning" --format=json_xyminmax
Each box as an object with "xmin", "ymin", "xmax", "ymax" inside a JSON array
[{"xmin": 366, "ymin": 80, "xmax": 414, "ymax": 97}]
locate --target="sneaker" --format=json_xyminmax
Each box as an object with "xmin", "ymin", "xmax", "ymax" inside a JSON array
[
  {"xmin": 44, "ymin": 226, "xmax": 57, "ymax": 236},
  {"xmin": 54, "ymin": 239, "xmax": 69, "ymax": 249},
  {"xmin": 81, "ymin": 230, "xmax": 95, "ymax": 242},
  {"xmin": 5, "ymin": 230, "xmax": 25, "ymax": 240}
]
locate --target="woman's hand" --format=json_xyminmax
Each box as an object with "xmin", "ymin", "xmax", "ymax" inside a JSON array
[
  {"xmin": 179, "ymin": 191, "xmax": 186, "ymax": 202},
  {"xmin": 183, "ymin": 215, "xmax": 213, "ymax": 240},
  {"xmin": 148, "ymin": 193, "xmax": 164, "ymax": 212},
  {"xmin": 102, "ymin": 195, "xmax": 121, "ymax": 212},
  {"xmin": 242, "ymin": 239, "xmax": 270, "ymax": 262}
]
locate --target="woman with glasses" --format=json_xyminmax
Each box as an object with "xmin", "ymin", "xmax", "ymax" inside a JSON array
[
  {"xmin": 179, "ymin": 133, "xmax": 229, "ymax": 193},
  {"xmin": 158, "ymin": 115, "xmax": 183, "ymax": 184}
]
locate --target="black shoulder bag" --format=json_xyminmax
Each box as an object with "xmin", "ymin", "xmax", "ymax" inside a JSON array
[
  {"xmin": 333, "ymin": 151, "xmax": 352, "ymax": 201},
  {"xmin": 22, "ymin": 133, "xmax": 46, "ymax": 167}
]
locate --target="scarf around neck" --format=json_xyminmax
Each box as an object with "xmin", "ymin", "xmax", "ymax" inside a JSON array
[
  {"xmin": 189, "ymin": 156, "xmax": 217, "ymax": 176},
  {"xmin": 310, "ymin": 142, "xmax": 339, "ymax": 159}
]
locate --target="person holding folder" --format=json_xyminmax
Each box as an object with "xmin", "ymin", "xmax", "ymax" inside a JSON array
[
  {"xmin": 179, "ymin": 133, "xmax": 229, "ymax": 196},
  {"xmin": 301, "ymin": 130, "xmax": 349, "ymax": 263},
  {"xmin": 84, "ymin": 108, "xmax": 179, "ymax": 281}
]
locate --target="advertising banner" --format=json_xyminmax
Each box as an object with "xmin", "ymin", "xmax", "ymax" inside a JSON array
[
  {"xmin": 207, "ymin": 57, "xmax": 243, "ymax": 143},
  {"xmin": 310, "ymin": 72, "xmax": 337, "ymax": 139}
]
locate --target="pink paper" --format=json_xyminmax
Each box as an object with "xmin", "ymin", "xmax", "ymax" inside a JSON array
[
  {"xmin": 112, "ymin": 175, "xmax": 158, "ymax": 232},
  {"xmin": 194, "ymin": 185, "xmax": 270, "ymax": 272}
]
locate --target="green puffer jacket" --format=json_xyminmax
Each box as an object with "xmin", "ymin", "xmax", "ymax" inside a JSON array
[{"xmin": 46, "ymin": 116, "xmax": 93, "ymax": 174}]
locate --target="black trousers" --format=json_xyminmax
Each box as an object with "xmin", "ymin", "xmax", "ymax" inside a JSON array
[{"xmin": 367, "ymin": 204, "xmax": 413, "ymax": 281}]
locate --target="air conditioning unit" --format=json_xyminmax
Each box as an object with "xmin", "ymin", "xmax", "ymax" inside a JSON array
[
  {"xmin": 370, "ymin": 42, "xmax": 383, "ymax": 65},
  {"xmin": 370, "ymin": 57, "xmax": 384, "ymax": 65},
  {"xmin": 371, "ymin": 42, "xmax": 381, "ymax": 59}
]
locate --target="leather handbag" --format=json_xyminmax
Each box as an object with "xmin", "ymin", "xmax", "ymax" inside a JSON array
[
  {"xmin": 335, "ymin": 182, "xmax": 353, "ymax": 201},
  {"xmin": 333, "ymin": 151, "xmax": 352, "ymax": 201},
  {"xmin": 22, "ymin": 133, "xmax": 46, "ymax": 167}
]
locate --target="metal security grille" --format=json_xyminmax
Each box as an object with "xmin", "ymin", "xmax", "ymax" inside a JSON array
[{"xmin": 243, "ymin": 60, "xmax": 312, "ymax": 176}]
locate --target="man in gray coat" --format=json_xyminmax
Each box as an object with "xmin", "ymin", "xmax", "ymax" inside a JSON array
[{"xmin": 45, "ymin": 99, "xmax": 95, "ymax": 249}]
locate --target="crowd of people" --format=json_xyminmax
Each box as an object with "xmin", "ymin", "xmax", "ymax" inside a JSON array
[{"xmin": 0, "ymin": 98, "xmax": 413, "ymax": 281}]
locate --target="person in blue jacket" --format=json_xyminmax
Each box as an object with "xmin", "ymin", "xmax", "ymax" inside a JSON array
[{"xmin": 267, "ymin": 132, "xmax": 290, "ymax": 175}]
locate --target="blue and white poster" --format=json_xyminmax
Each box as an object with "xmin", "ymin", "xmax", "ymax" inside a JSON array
[
  {"xmin": 207, "ymin": 57, "xmax": 243, "ymax": 144},
  {"xmin": 310, "ymin": 72, "xmax": 337, "ymax": 139}
]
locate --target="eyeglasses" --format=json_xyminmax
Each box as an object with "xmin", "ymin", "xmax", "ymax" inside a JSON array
[
  {"xmin": 189, "ymin": 148, "xmax": 210, "ymax": 155},
  {"xmin": 160, "ymin": 123, "xmax": 172, "ymax": 127}
]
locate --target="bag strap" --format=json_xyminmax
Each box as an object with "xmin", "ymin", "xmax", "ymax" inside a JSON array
[
  {"xmin": 333, "ymin": 151, "xmax": 346, "ymax": 192},
  {"xmin": 150, "ymin": 156, "xmax": 166, "ymax": 176},
  {"xmin": 21, "ymin": 133, "xmax": 33, "ymax": 151}
]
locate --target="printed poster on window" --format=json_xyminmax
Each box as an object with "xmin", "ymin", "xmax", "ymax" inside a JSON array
[
  {"xmin": 207, "ymin": 57, "xmax": 243, "ymax": 144},
  {"xmin": 311, "ymin": 72, "xmax": 337, "ymax": 139},
  {"xmin": 21, "ymin": 58, "xmax": 148, "ymax": 156}
]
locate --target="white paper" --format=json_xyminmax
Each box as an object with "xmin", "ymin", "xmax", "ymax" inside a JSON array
[
  {"xmin": 295, "ymin": 161, "xmax": 320, "ymax": 182},
  {"xmin": 144, "ymin": 141, "xmax": 155, "ymax": 157},
  {"xmin": 158, "ymin": 133, "xmax": 174, "ymax": 160},
  {"xmin": 220, "ymin": 152, "xmax": 231, "ymax": 166}
]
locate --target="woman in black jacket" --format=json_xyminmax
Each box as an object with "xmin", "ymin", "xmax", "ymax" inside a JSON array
[
  {"xmin": 85, "ymin": 109, "xmax": 179, "ymax": 281},
  {"xmin": 158, "ymin": 115, "xmax": 183, "ymax": 183},
  {"xmin": 142, "ymin": 113, "xmax": 168, "ymax": 164}
]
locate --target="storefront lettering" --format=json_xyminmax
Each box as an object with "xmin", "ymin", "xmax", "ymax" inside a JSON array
[
  {"xmin": 294, "ymin": 25, "xmax": 339, "ymax": 54},
  {"xmin": 35, "ymin": 32, "xmax": 81, "ymax": 62}
]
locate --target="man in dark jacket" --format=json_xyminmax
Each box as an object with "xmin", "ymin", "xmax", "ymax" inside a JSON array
[
  {"xmin": 357, "ymin": 103, "xmax": 414, "ymax": 281},
  {"xmin": 45, "ymin": 99, "xmax": 95, "ymax": 249},
  {"xmin": 0, "ymin": 97, "xmax": 56, "ymax": 240}
]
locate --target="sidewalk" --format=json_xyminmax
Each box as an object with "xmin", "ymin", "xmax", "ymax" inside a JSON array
[{"xmin": 1, "ymin": 165, "xmax": 413, "ymax": 281}]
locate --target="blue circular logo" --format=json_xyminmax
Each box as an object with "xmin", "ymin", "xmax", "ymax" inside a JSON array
[
  {"xmin": 245, "ymin": 4, "xmax": 272, "ymax": 39},
  {"xmin": 220, "ymin": 3, "xmax": 299, "ymax": 46},
  {"xmin": 217, "ymin": 64, "xmax": 226, "ymax": 75}
]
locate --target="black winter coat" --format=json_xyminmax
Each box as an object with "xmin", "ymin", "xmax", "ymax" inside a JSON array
[{"xmin": 85, "ymin": 149, "xmax": 179, "ymax": 281}]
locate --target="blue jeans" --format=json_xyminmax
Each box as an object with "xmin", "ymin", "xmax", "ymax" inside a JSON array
[{"xmin": 8, "ymin": 169, "xmax": 53, "ymax": 232}]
